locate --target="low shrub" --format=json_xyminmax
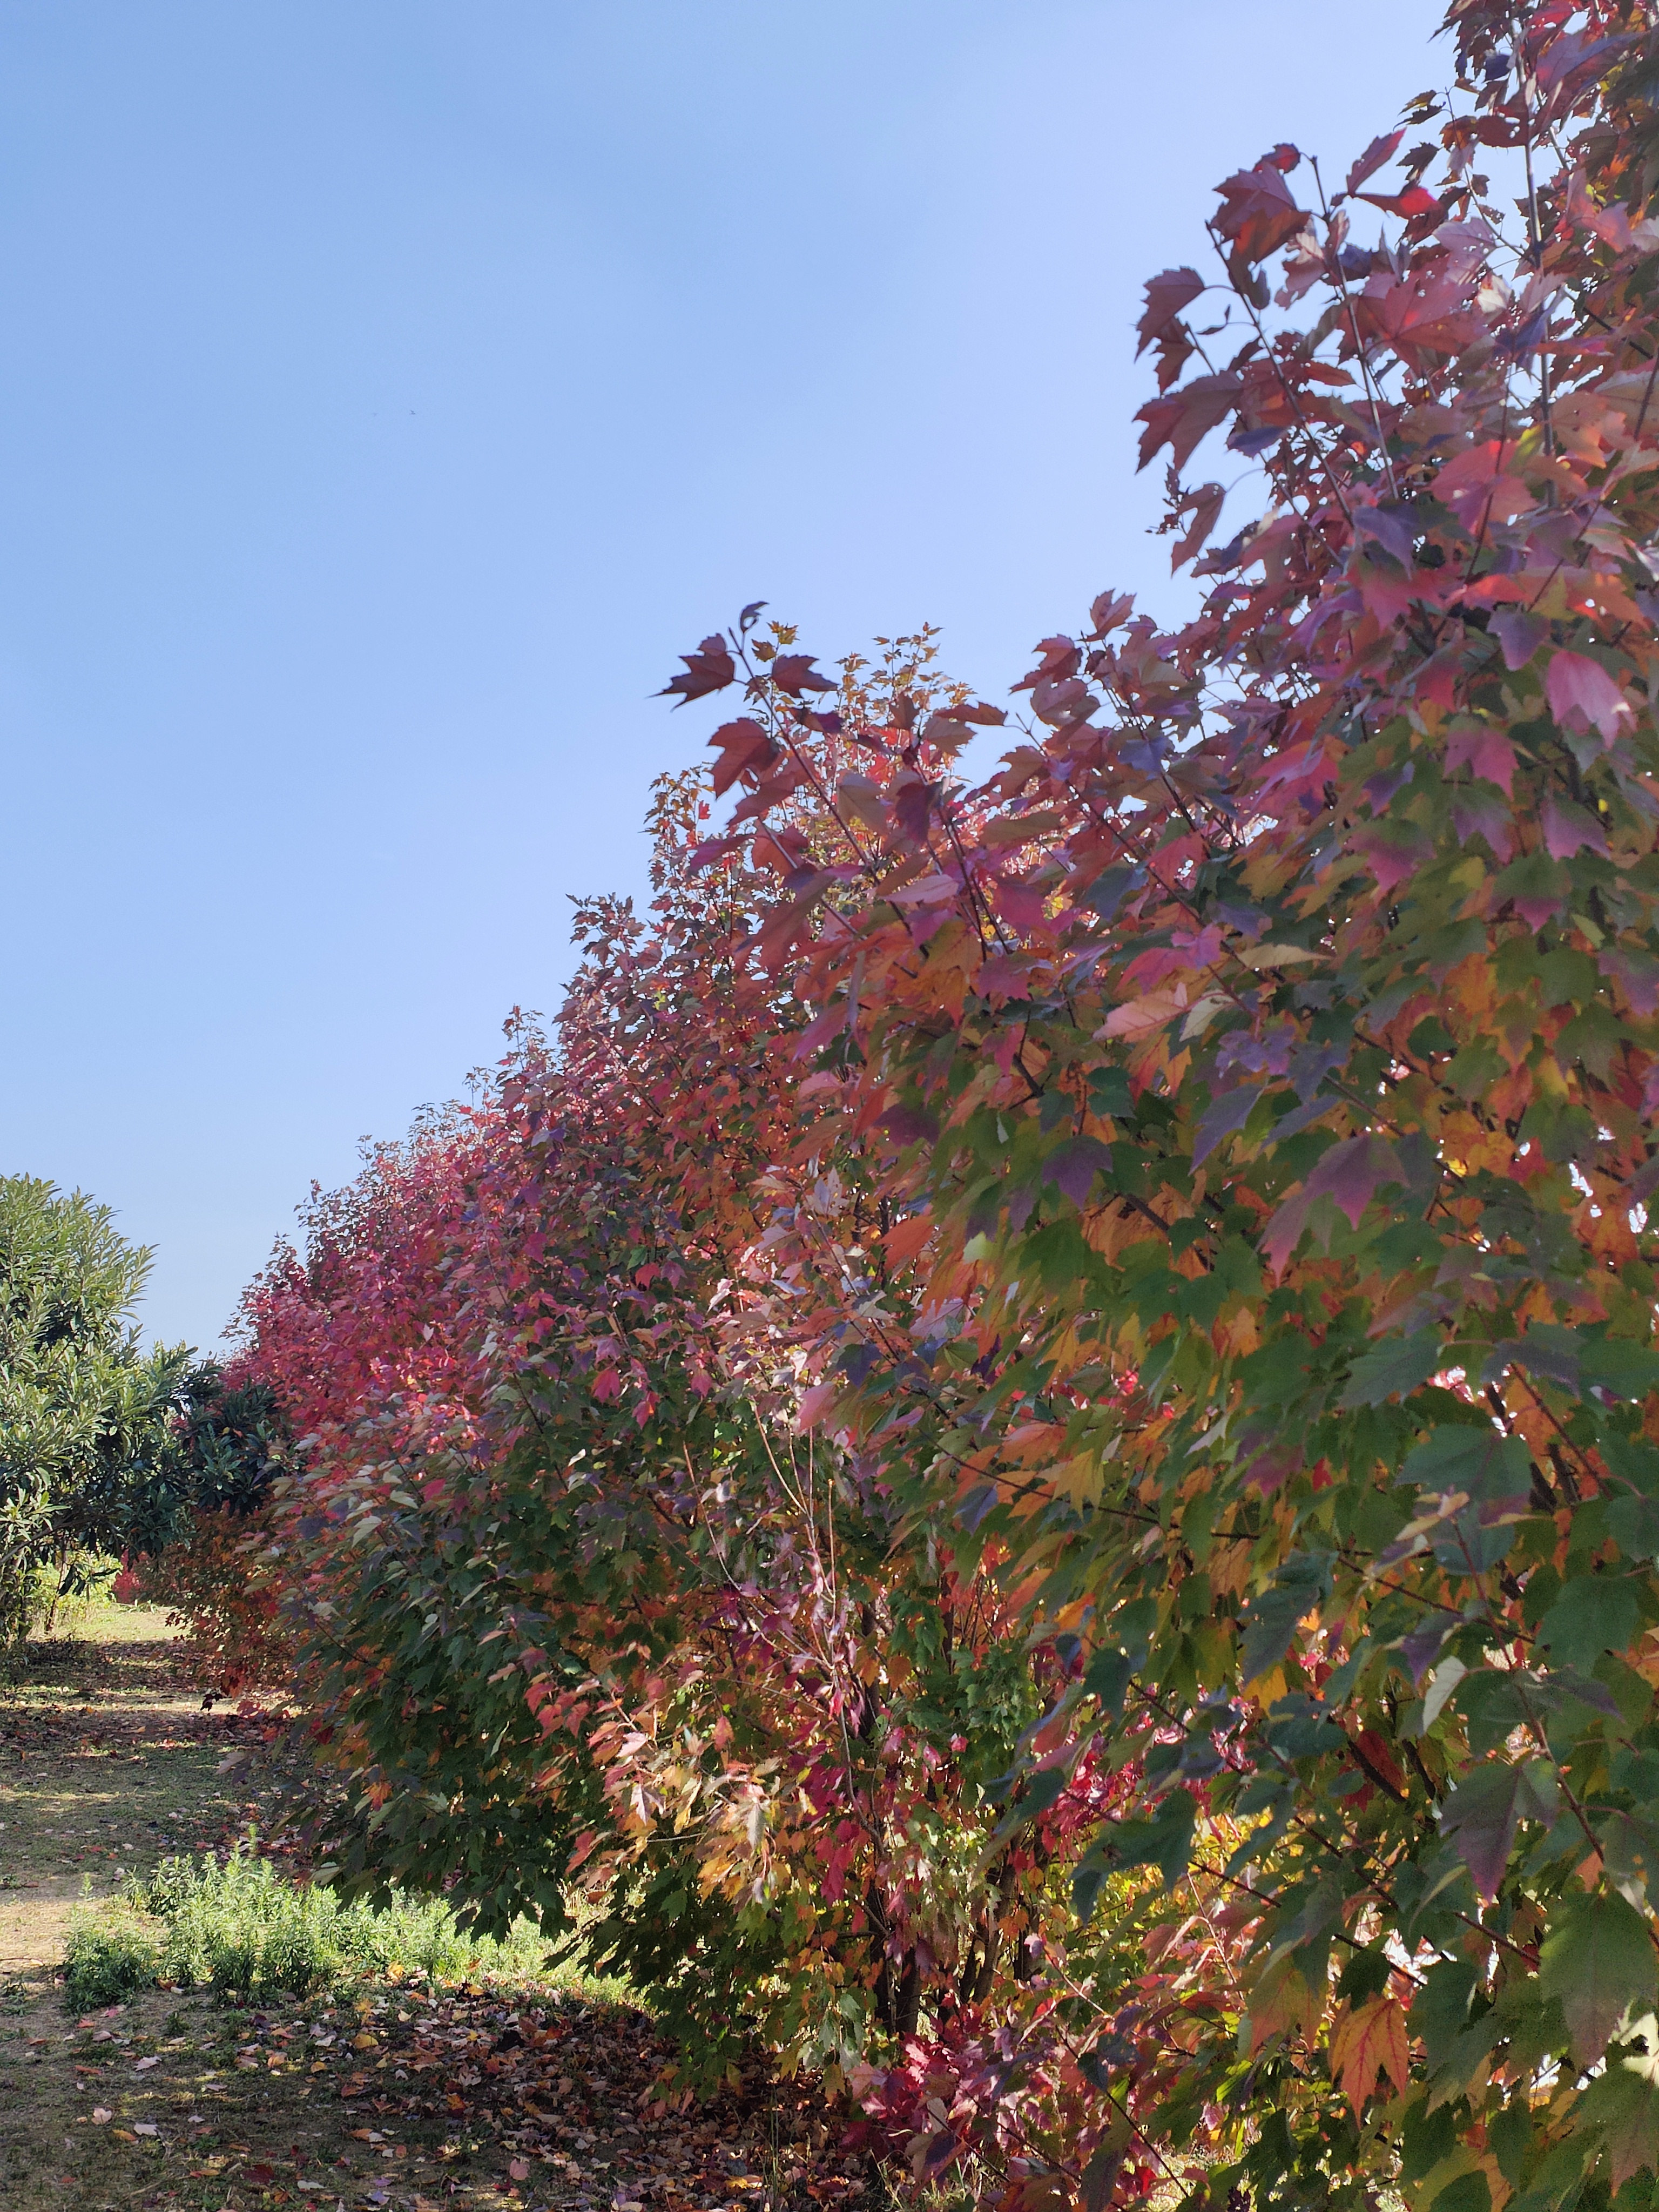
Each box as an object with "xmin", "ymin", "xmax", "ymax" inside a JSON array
[
  {"xmin": 64, "ymin": 1843, "xmax": 551, "ymax": 2008},
  {"xmin": 138, "ymin": 1844, "xmax": 547, "ymax": 1998},
  {"xmin": 63, "ymin": 1907, "xmax": 163, "ymax": 2009}
]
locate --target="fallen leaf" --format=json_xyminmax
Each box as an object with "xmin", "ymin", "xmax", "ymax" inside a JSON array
[{"xmin": 91, "ymin": 2108, "xmax": 111, "ymax": 2125}]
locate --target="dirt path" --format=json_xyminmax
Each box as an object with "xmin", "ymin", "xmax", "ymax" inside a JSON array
[
  {"xmin": 0, "ymin": 1607, "xmax": 871, "ymax": 2212},
  {"xmin": 0, "ymin": 1606, "xmax": 264, "ymax": 1979}
]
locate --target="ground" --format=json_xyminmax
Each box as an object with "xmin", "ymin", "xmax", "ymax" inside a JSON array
[{"xmin": 0, "ymin": 1607, "xmax": 875, "ymax": 2212}]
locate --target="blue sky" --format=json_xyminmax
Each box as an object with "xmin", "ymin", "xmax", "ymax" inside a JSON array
[{"xmin": 0, "ymin": 0, "xmax": 1445, "ymax": 1349}]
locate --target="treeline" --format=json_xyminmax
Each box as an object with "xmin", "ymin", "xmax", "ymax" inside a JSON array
[
  {"xmin": 136, "ymin": 5, "xmax": 1659, "ymax": 2207},
  {"xmin": 0, "ymin": 1175, "xmax": 282, "ymax": 1642}
]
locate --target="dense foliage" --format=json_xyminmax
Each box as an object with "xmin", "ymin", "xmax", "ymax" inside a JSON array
[
  {"xmin": 206, "ymin": 4, "xmax": 1659, "ymax": 2205},
  {"xmin": 128, "ymin": 1361, "xmax": 292, "ymax": 1686},
  {"xmin": 0, "ymin": 1174, "xmax": 216, "ymax": 1636}
]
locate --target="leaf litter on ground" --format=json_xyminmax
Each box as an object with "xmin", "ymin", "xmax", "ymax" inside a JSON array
[{"xmin": 0, "ymin": 1609, "xmax": 875, "ymax": 2212}]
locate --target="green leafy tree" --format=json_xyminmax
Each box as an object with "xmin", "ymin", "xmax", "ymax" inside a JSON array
[
  {"xmin": 0, "ymin": 1176, "xmax": 200, "ymax": 1635},
  {"xmin": 112, "ymin": 1363, "xmax": 288, "ymax": 1561}
]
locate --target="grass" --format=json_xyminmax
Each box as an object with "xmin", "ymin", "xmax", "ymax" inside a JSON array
[{"xmin": 61, "ymin": 1903, "xmax": 161, "ymax": 2007}]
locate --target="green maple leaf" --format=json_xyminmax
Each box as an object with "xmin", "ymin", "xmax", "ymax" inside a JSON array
[
  {"xmin": 1578, "ymin": 2038, "xmax": 1659, "ymax": 2191},
  {"xmin": 1579, "ymin": 1338, "xmax": 1659, "ymax": 1402},
  {"xmin": 1339, "ymin": 1328, "xmax": 1444, "ymax": 1408},
  {"xmin": 1536, "ymin": 1575, "xmax": 1642, "ymax": 1673},
  {"xmin": 1539, "ymin": 1891, "xmax": 1658, "ymax": 2069},
  {"xmin": 1401, "ymin": 1425, "xmax": 1532, "ymax": 1503}
]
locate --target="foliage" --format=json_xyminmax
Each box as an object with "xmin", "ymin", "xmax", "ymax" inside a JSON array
[
  {"xmin": 63, "ymin": 1842, "xmax": 550, "ymax": 2007},
  {"xmin": 0, "ymin": 1176, "xmax": 205, "ymax": 1640},
  {"xmin": 123, "ymin": 1364, "xmax": 288, "ymax": 1554},
  {"xmin": 204, "ymin": 4, "xmax": 1659, "ymax": 2207},
  {"xmin": 127, "ymin": 1367, "xmax": 293, "ymax": 1688},
  {"xmin": 63, "ymin": 1904, "xmax": 166, "ymax": 2010}
]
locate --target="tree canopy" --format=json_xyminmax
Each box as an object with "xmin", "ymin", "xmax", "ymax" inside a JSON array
[
  {"xmin": 0, "ymin": 1177, "xmax": 278, "ymax": 1636},
  {"xmin": 191, "ymin": 4, "xmax": 1659, "ymax": 2207}
]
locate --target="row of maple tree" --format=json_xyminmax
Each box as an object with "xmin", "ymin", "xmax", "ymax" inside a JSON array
[{"xmin": 149, "ymin": 4, "xmax": 1659, "ymax": 2206}]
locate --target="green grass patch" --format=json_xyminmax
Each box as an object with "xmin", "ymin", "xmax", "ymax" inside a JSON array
[{"xmin": 64, "ymin": 1842, "xmax": 561, "ymax": 2008}]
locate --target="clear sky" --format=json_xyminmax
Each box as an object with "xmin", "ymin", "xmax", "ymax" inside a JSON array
[{"xmin": 0, "ymin": 0, "xmax": 1445, "ymax": 1351}]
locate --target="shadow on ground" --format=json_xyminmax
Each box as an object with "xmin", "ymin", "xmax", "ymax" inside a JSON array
[{"xmin": 0, "ymin": 1607, "xmax": 876, "ymax": 2212}]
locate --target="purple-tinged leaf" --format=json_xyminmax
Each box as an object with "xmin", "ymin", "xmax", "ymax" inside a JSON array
[
  {"xmin": 1602, "ymin": 947, "xmax": 1659, "ymax": 1016},
  {"xmin": 1488, "ymin": 609, "xmax": 1548, "ymax": 670},
  {"xmin": 1399, "ymin": 1613, "xmax": 1459, "ymax": 1686},
  {"xmin": 1041, "ymin": 1137, "xmax": 1114, "ymax": 1206},
  {"xmin": 1304, "ymin": 1133, "xmax": 1402, "ymax": 1230},
  {"xmin": 1088, "ymin": 591, "xmax": 1136, "ymax": 638},
  {"xmin": 1353, "ymin": 501, "xmax": 1417, "ymax": 568},
  {"xmin": 1451, "ymin": 787, "xmax": 1514, "ymax": 861},
  {"xmin": 659, "ymin": 634, "xmax": 736, "ymax": 705},
  {"xmin": 770, "ymin": 653, "xmax": 835, "ymax": 698},
  {"xmin": 1213, "ymin": 159, "xmax": 1308, "ymax": 266},
  {"xmin": 1541, "ymin": 795, "xmax": 1610, "ymax": 860},
  {"xmin": 706, "ymin": 717, "xmax": 776, "ymax": 797},
  {"xmin": 1438, "ymin": 1761, "xmax": 1526, "ymax": 1899},
  {"xmin": 1135, "ymin": 374, "xmax": 1244, "ymax": 474},
  {"xmin": 1135, "ymin": 269, "xmax": 1205, "ymax": 356},
  {"xmin": 1345, "ymin": 129, "xmax": 1405, "ymax": 197},
  {"xmin": 1194, "ymin": 1087, "xmax": 1262, "ymax": 1165},
  {"xmin": 1546, "ymin": 649, "xmax": 1634, "ymax": 746},
  {"xmin": 880, "ymin": 1104, "xmax": 940, "ymax": 1149}
]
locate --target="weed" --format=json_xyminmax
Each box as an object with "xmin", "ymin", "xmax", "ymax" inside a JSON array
[
  {"xmin": 63, "ymin": 1906, "xmax": 163, "ymax": 2008},
  {"xmin": 87, "ymin": 1842, "xmax": 553, "ymax": 2002}
]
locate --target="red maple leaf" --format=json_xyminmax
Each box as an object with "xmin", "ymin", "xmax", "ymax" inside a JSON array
[
  {"xmin": 1135, "ymin": 374, "xmax": 1242, "ymax": 473},
  {"xmin": 706, "ymin": 718, "xmax": 777, "ymax": 796},
  {"xmin": 659, "ymin": 633, "xmax": 736, "ymax": 705},
  {"xmin": 1213, "ymin": 161, "xmax": 1307, "ymax": 264},
  {"xmin": 769, "ymin": 653, "xmax": 835, "ymax": 698}
]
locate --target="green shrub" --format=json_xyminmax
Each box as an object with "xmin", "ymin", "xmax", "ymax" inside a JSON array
[
  {"xmin": 63, "ymin": 1908, "xmax": 162, "ymax": 2008},
  {"xmin": 121, "ymin": 1843, "xmax": 547, "ymax": 2000}
]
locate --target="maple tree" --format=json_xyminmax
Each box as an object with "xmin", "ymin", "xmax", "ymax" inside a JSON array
[{"xmin": 193, "ymin": 3, "xmax": 1659, "ymax": 2205}]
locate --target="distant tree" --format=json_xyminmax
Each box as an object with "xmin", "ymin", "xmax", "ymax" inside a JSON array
[
  {"xmin": 87, "ymin": 1360, "xmax": 288, "ymax": 1566},
  {"xmin": 0, "ymin": 1176, "xmax": 206, "ymax": 1636},
  {"xmin": 113, "ymin": 1360, "xmax": 293, "ymax": 1690}
]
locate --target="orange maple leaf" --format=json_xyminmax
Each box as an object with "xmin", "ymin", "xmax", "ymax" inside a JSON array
[{"xmin": 1328, "ymin": 1997, "xmax": 1411, "ymax": 2113}]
